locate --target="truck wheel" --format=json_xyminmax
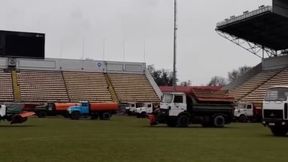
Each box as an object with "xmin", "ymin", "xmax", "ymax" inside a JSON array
[
  {"xmin": 213, "ymin": 115, "xmax": 225, "ymax": 128},
  {"xmin": 239, "ymin": 115, "xmax": 248, "ymax": 123},
  {"xmin": 37, "ymin": 111, "xmax": 47, "ymax": 118},
  {"xmin": 176, "ymin": 115, "xmax": 190, "ymax": 127},
  {"xmin": 71, "ymin": 111, "xmax": 80, "ymax": 120},
  {"xmin": 100, "ymin": 112, "xmax": 111, "ymax": 120},
  {"xmin": 270, "ymin": 126, "xmax": 288, "ymax": 136}
]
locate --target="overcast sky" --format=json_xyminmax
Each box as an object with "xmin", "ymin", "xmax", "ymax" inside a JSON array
[{"xmin": 0, "ymin": 0, "xmax": 272, "ymax": 85}]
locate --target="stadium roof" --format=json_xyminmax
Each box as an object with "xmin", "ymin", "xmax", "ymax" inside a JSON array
[{"xmin": 216, "ymin": 6, "xmax": 288, "ymax": 51}]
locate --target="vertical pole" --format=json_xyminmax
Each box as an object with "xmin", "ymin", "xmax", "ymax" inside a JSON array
[
  {"xmin": 173, "ymin": 0, "xmax": 177, "ymax": 90},
  {"xmin": 144, "ymin": 40, "xmax": 146, "ymax": 62},
  {"xmin": 123, "ymin": 40, "xmax": 126, "ymax": 61},
  {"xmin": 81, "ymin": 38, "xmax": 85, "ymax": 60},
  {"xmin": 103, "ymin": 39, "xmax": 106, "ymax": 60}
]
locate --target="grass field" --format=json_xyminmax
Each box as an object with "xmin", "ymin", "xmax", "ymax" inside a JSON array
[{"xmin": 0, "ymin": 116, "xmax": 286, "ymax": 162}]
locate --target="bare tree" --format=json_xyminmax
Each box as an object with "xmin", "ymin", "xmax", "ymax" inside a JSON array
[
  {"xmin": 228, "ymin": 66, "xmax": 252, "ymax": 83},
  {"xmin": 181, "ymin": 80, "xmax": 192, "ymax": 86},
  {"xmin": 148, "ymin": 65, "xmax": 176, "ymax": 86},
  {"xmin": 208, "ymin": 76, "xmax": 227, "ymax": 86}
]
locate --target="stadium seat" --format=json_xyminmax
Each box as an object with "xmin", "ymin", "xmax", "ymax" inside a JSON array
[
  {"xmin": 241, "ymin": 68, "xmax": 288, "ymax": 103},
  {"xmin": 0, "ymin": 70, "xmax": 14, "ymax": 101},
  {"xmin": 229, "ymin": 69, "xmax": 282, "ymax": 101},
  {"xmin": 17, "ymin": 70, "xmax": 69, "ymax": 102},
  {"xmin": 108, "ymin": 73, "xmax": 160, "ymax": 103},
  {"xmin": 63, "ymin": 71, "xmax": 112, "ymax": 102}
]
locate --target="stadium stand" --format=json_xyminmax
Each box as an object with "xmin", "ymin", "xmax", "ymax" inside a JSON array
[
  {"xmin": 241, "ymin": 67, "xmax": 288, "ymax": 103},
  {"xmin": 0, "ymin": 70, "xmax": 14, "ymax": 101},
  {"xmin": 229, "ymin": 69, "xmax": 283, "ymax": 101},
  {"xmin": 0, "ymin": 58, "xmax": 160, "ymax": 104},
  {"xmin": 224, "ymin": 63, "xmax": 262, "ymax": 90},
  {"xmin": 217, "ymin": 0, "xmax": 288, "ymax": 106},
  {"xmin": 17, "ymin": 70, "xmax": 69, "ymax": 102},
  {"xmin": 63, "ymin": 71, "xmax": 112, "ymax": 102},
  {"xmin": 108, "ymin": 73, "xmax": 160, "ymax": 103}
]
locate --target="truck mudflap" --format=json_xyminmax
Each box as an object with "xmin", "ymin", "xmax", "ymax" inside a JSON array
[
  {"xmin": 147, "ymin": 114, "xmax": 157, "ymax": 126},
  {"xmin": 10, "ymin": 112, "xmax": 35, "ymax": 124}
]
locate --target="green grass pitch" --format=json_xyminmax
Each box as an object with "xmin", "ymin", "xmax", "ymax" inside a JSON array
[{"xmin": 0, "ymin": 116, "xmax": 286, "ymax": 162}]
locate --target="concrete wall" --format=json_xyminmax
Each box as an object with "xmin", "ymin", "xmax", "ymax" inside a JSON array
[
  {"xmin": 106, "ymin": 61, "xmax": 146, "ymax": 74},
  {"xmin": 0, "ymin": 57, "xmax": 7, "ymax": 69},
  {"xmin": 0, "ymin": 57, "xmax": 146, "ymax": 74},
  {"xmin": 262, "ymin": 55, "xmax": 288, "ymax": 70}
]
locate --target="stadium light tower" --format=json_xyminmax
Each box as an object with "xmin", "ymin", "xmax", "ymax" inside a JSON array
[{"xmin": 173, "ymin": 0, "xmax": 177, "ymax": 90}]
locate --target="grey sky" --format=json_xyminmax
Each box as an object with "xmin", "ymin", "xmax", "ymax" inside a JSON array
[{"xmin": 0, "ymin": 0, "xmax": 271, "ymax": 85}]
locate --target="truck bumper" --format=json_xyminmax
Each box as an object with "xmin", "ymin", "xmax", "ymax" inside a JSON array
[
  {"xmin": 147, "ymin": 111, "xmax": 169, "ymax": 126},
  {"xmin": 262, "ymin": 119, "xmax": 288, "ymax": 127}
]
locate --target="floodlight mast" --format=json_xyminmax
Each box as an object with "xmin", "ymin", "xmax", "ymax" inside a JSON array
[{"xmin": 173, "ymin": 0, "xmax": 177, "ymax": 90}]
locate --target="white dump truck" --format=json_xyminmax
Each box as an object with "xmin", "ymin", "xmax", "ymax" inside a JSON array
[
  {"xmin": 135, "ymin": 103, "xmax": 153, "ymax": 118},
  {"xmin": 148, "ymin": 87, "xmax": 235, "ymax": 128},
  {"xmin": 234, "ymin": 102, "xmax": 262, "ymax": 122},
  {"xmin": 262, "ymin": 86, "xmax": 288, "ymax": 136}
]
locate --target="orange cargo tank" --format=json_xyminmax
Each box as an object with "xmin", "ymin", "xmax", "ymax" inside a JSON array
[
  {"xmin": 54, "ymin": 103, "xmax": 80, "ymax": 111},
  {"xmin": 89, "ymin": 102, "xmax": 119, "ymax": 112}
]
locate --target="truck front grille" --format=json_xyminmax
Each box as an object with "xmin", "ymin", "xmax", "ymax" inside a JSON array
[{"xmin": 264, "ymin": 110, "xmax": 283, "ymax": 119}]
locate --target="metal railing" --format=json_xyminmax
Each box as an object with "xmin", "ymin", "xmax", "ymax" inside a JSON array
[{"xmin": 216, "ymin": 6, "xmax": 272, "ymax": 27}]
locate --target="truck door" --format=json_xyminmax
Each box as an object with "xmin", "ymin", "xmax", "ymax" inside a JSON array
[
  {"xmin": 81, "ymin": 102, "xmax": 90, "ymax": 114},
  {"xmin": 246, "ymin": 104, "xmax": 253, "ymax": 116},
  {"xmin": 0, "ymin": 105, "xmax": 6, "ymax": 117},
  {"xmin": 169, "ymin": 94, "xmax": 187, "ymax": 116}
]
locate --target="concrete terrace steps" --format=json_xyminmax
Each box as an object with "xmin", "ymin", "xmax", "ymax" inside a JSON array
[
  {"xmin": 0, "ymin": 70, "xmax": 14, "ymax": 101},
  {"xmin": 62, "ymin": 71, "xmax": 112, "ymax": 102},
  {"xmin": 108, "ymin": 73, "xmax": 160, "ymax": 103},
  {"xmin": 241, "ymin": 68, "xmax": 288, "ymax": 103},
  {"xmin": 17, "ymin": 70, "xmax": 69, "ymax": 102},
  {"xmin": 229, "ymin": 69, "xmax": 281, "ymax": 100}
]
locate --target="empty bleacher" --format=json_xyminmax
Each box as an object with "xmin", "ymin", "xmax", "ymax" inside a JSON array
[
  {"xmin": 17, "ymin": 70, "xmax": 69, "ymax": 102},
  {"xmin": 229, "ymin": 69, "xmax": 282, "ymax": 101},
  {"xmin": 108, "ymin": 73, "xmax": 159, "ymax": 103},
  {"xmin": 63, "ymin": 71, "xmax": 112, "ymax": 102},
  {"xmin": 0, "ymin": 70, "xmax": 14, "ymax": 101},
  {"xmin": 241, "ymin": 68, "xmax": 288, "ymax": 103}
]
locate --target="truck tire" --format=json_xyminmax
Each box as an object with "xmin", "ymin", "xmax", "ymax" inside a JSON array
[
  {"xmin": 70, "ymin": 111, "xmax": 80, "ymax": 120},
  {"xmin": 100, "ymin": 112, "xmax": 111, "ymax": 120},
  {"xmin": 36, "ymin": 111, "xmax": 47, "ymax": 118},
  {"xmin": 270, "ymin": 126, "xmax": 288, "ymax": 136},
  {"xmin": 239, "ymin": 115, "xmax": 248, "ymax": 123},
  {"xmin": 176, "ymin": 114, "xmax": 190, "ymax": 127},
  {"xmin": 213, "ymin": 115, "xmax": 225, "ymax": 128}
]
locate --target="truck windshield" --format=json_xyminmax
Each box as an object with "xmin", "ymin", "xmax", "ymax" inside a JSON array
[
  {"xmin": 162, "ymin": 94, "xmax": 173, "ymax": 103},
  {"xmin": 136, "ymin": 103, "xmax": 143, "ymax": 107},
  {"xmin": 237, "ymin": 103, "xmax": 245, "ymax": 109},
  {"xmin": 265, "ymin": 87, "xmax": 288, "ymax": 101}
]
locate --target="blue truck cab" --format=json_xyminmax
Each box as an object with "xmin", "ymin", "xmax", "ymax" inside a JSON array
[{"xmin": 67, "ymin": 101, "xmax": 90, "ymax": 120}]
